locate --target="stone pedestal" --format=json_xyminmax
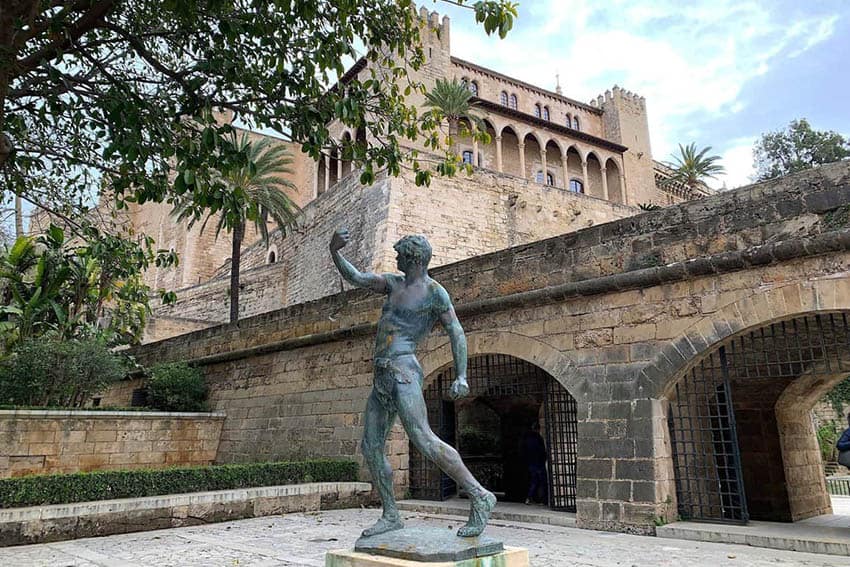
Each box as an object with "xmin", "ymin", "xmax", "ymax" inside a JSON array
[
  {"xmin": 325, "ymin": 547, "xmax": 528, "ymax": 567},
  {"xmin": 326, "ymin": 526, "xmax": 528, "ymax": 566},
  {"xmin": 355, "ymin": 527, "xmax": 503, "ymax": 562}
]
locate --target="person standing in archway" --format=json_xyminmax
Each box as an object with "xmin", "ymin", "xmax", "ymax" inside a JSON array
[
  {"xmin": 329, "ymin": 228, "xmax": 497, "ymax": 538},
  {"xmin": 520, "ymin": 421, "xmax": 548, "ymax": 505},
  {"xmin": 837, "ymin": 413, "xmax": 850, "ymax": 469}
]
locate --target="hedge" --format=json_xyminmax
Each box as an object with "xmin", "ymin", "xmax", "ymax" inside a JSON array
[
  {"xmin": 0, "ymin": 405, "xmax": 157, "ymax": 412},
  {"xmin": 0, "ymin": 459, "xmax": 358, "ymax": 508}
]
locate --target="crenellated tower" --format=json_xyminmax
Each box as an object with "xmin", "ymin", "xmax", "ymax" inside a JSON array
[{"xmin": 592, "ymin": 86, "xmax": 656, "ymax": 206}]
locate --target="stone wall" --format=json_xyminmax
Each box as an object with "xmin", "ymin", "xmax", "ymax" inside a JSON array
[
  {"xmin": 150, "ymin": 166, "xmax": 636, "ymax": 332},
  {"xmin": 0, "ymin": 410, "xmax": 224, "ymax": 478},
  {"xmin": 122, "ymin": 162, "xmax": 850, "ymax": 533}
]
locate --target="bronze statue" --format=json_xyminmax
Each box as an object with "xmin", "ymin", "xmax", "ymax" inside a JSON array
[{"xmin": 330, "ymin": 229, "xmax": 496, "ymax": 538}]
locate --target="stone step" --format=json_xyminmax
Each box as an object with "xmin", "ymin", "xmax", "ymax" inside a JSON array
[
  {"xmin": 656, "ymin": 519, "xmax": 850, "ymax": 557},
  {"xmin": 397, "ymin": 498, "xmax": 576, "ymax": 528}
]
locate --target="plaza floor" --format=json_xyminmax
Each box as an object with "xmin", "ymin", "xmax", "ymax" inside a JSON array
[{"xmin": 2, "ymin": 507, "xmax": 849, "ymax": 567}]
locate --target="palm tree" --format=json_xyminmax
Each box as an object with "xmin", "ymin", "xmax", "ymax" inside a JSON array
[
  {"xmin": 663, "ymin": 143, "xmax": 726, "ymax": 191},
  {"xmin": 174, "ymin": 132, "xmax": 299, "ymax": 323},
  {"xmin": 423, "ymin": 78, "xmax": 487, "ymax": 155}
]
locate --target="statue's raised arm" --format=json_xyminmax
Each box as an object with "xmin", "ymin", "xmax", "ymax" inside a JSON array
[{"xmin": 329, "ymin": 228, "xmax": 388, "ymax": 294}]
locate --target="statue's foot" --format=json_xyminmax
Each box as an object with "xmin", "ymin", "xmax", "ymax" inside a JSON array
[
  {"xmin": 457, "ymin": 489, "xmax": 496, "ymax": 537},
  {"xmin": 362, "ymin": 516, "xmax": 404, "ymax": 537}
]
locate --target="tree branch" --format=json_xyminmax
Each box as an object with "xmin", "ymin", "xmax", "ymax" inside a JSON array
[{"xmin": 14, "ymin": 0, "xmax": 117, "ymax": 77}]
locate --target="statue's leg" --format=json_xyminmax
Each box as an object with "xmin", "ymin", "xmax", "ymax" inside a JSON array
[
  {"xmin": 395, "ymin": 380, "xmax": 496, "ymax": 537},
  {"xmin": 360, "ymin": 389, "xmax": 403, "ymax": 537}
]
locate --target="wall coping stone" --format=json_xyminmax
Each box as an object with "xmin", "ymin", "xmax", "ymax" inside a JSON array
[
  {"xmin": 0, "ymin": 410, "xmax": 226, "ymax": 419},
  {"xmin": 0, "ymin": 481, "xmax": 371, "ymax": 521}
]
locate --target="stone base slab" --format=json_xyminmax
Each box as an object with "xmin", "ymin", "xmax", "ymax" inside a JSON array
[
  {"xmin": 355, "ymin": 526, "xmax": 503, "ymax": 562},
  {"xmin": 326, "ymin": 547, "xmax": 528, "ymax": 566},
  {"xmin": 0, "ymin": 482, "xmax": 371, "ymax": 547}
]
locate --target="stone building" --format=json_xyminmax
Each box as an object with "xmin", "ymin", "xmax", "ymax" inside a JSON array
[
  {"xmin": 121, "ymin": 162, "xmax": 850, "ymax": 534},
  {"xmin": 142, "ymin": 9, "xmax": 711, "ymax": 339}
]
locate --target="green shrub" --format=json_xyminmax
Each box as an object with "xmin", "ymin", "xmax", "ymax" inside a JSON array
[
  {"xmin": 0, "ymin": 459, "xmax": 358, "ymax": 508},
  {"xmin": 0, "ymin": 338, "xmax": 126, "ymax": 407},
  {"xmin": 817, "ymin": 423, "xmax": 839, "ymax": 462},
  {"xmin": 0, "ymin": 405, "xmax": 155, "ymax": 412},
  {"xmin": 146, "ymin": 362, "xmax": 208, "ymax": 412}
]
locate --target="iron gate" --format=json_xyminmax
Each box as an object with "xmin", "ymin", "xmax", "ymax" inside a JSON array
[
  {"xmin": 669, "ymin": 346, "xmax": 748, "ymax": 523},
  {"xmin": 544, "ymin": 376, "xmax": 579, "ymax": 511},
  {"xmin": 669, "ymin": 313, "xmax": 850, "ymax": 524},
  {"xmin": 409, "ymin": 354, "xmax": 578, "ymax": 512}
]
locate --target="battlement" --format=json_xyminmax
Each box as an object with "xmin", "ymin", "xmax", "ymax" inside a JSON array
[
  {"xmin": 590, "ymin": 85, "xmax": 646, "ymax": 109},
  {"xmin": 417, "ymin": 5, "xmax": 450, "ymax": 48}
]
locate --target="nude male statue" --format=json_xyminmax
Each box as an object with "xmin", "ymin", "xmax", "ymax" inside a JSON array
[{"xmin": 330, "ymin": 228, "xmax": 496, "ymax": 538}]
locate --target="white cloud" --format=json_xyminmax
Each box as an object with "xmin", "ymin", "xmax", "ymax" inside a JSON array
[
  {"xmin": 707, "ymin": 138, "xmax": 758, "ymax": 190},
  {"xmin": 446, "ymin": 0, "xmax": 839, "ymax": 164}
]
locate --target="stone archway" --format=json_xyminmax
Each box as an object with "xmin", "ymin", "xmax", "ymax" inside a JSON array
[
  {"xmin": 420, "ymin": 331, "xmax": 577, "ymax": 394},
  {"xmin": 664, "ymin": 312, "xmax": 850, "ymax": 523},
  {"xmin": 414, "ymin": 333, "xmax": 580, "ymax": 511},
  {"xmin": 412, "ymin": 353, "xmax": 579, "ymax": 511},
  {"xmin": 645, "ymin": 281, "xmax": 850, "ymax": 525}
]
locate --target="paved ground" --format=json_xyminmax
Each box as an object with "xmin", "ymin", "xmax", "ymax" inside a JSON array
[
  {"xmin": 800, "ymin": 496, "xmax": 850, "ymax": 528},
  {"xmin": 3, "ymin": 508, "xmax": 849, "ymax": 567}
]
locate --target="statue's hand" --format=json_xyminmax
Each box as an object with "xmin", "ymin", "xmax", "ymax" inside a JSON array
[
  {"xmin": 330, "ymin": 228, "xmax": 350, "ymax": 252},
  {"xmin": 450, "ymin": 376, "xmax": 469, "ymax": 400}
]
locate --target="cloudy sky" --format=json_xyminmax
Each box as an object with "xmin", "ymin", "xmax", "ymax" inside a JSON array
[{"xmin": 433, "ymin": 0, "xmax": 849, "ymax": 189}]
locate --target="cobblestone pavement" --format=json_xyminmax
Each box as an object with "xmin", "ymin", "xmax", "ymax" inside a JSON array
[{"xmin": 2, "ymin": 508, "xmax": 848, "ymax": 567}]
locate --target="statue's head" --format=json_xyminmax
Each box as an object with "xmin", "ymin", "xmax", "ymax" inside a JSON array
[{"xmin": 394, "ymin": 234, "xmax": 432, "ymax": 272}]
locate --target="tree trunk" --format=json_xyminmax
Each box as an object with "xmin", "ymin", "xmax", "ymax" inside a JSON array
[
  {"xmin": 449, "ymin": 118, "xmax": 458, "ymax": 157},
  {"xmin": 14, "ymin": 193, "xmax": 23, "ymax": 237},
  {"xmin": 229, "ymin": 221, "xmax": 244, "ymax": 324}
]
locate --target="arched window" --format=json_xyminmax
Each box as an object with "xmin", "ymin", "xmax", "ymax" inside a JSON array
[
  {"xmin": 534, "ymin": 103, "xmax": 542, "ymax": 118},
  {"xmin": 462, "ymin": 150, "xmax": 474, "ymax": 165},
  {"xmin": 509, "ymin": 94, "xmax": 518, "ymax": 109},
  {"xmin": 569, "ymin": 178, "xmax": 584, "ymax": 193},
  {"xmin": 266, "ymin": 245, "xmax": 278, "ymax": 264},
  {"xmin": 573, "ymin": 116, "xmax": 581, "ymax": 131},
  {"xmin": 543, "ymin": 106, "xmax": 550, "ymax": 121},
  {"xmin": 469, "ymin": 81, "xmax": 479, "ymax": 96},
  {"xmin": 535, "ymin": 171, "xmax": 554, "ymax": 185},
  {"xmin": 566, "ymin": 115, "xmax": 572, "ymax": 128},
  {"xmin": 500, "ymin": 91, "xmax": 509, "ymax": 106}
]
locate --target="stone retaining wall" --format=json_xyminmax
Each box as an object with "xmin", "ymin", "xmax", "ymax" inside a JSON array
[
  {"xmin": 0, "ymin": 481, "xmax": 372, "ymax": 547},
  {"xmin": 0, "ymin": 410, "xmax": 225, "ymax": 478}
]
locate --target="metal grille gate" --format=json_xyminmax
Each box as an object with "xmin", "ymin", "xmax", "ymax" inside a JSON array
[
  {"xmin": 669, "ymin": 313, "xmax": 850, "ymax": 524},
  {"xmin": 409, "ymin": 354, "xmax": 578, "ymax": 512},
  {"xmin": 668, "ymin": 346, "xmax": 748, "ymax": 523}
]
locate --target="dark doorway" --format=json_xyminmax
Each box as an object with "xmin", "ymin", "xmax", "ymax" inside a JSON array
[{"xmin": 410, "ymin": 354, "xmax": 578, "ymax": 512}]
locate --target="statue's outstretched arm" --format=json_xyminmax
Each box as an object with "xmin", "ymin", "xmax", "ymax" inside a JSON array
[{"xmin": 329, "ymin": 228, "xmax": 388, "ymax": 293}]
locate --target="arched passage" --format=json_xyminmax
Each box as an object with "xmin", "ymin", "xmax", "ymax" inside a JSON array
[
  {"xmin": 500, "ymin": 126, "xmax": 522, "ymax": 178},
  {"xmin": 479, "ymin": 119, "xmax": 497, "ymax": 171},
  {"xmin": 544, "ymin": 140, "xmax": 562, "ymax": 187},
  {"xmin": 605, "ymin": 158, "xmax": 623, "ymax": 204},
  {"xmin": 565, "ymin": 147, "xmax": 584, "ymax": 193},
  {"xmin": 586, "ymin": 152, "xmax": 604, "ymax": 198},
  {"xmin": 522, "ymin": 133, "xmax": 542, "ymax": 181},
  {"xmin": 410, "ymin": 352, "xmax": 579, "ymax": 512},
  {"xmin": 665, "ymin": 311, "xmax": 850, "ymax": 524}
]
